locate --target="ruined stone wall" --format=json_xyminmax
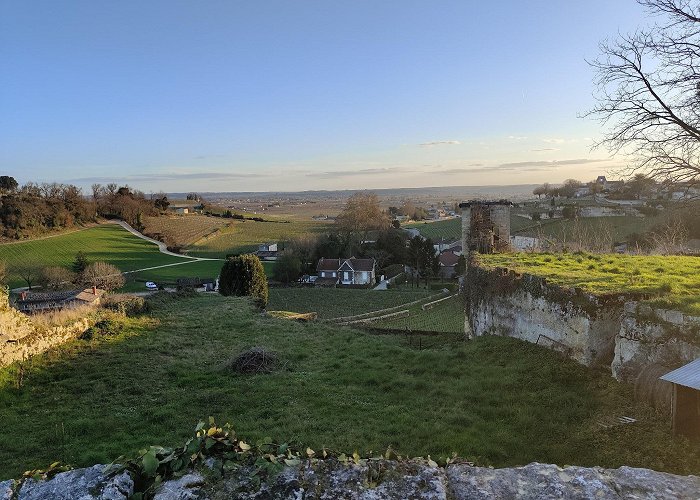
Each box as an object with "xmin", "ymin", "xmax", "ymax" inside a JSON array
[
  {"xmin": 465, "ymin": 266, "xmax": 621, "ymax": 367},
  {"xmin": 464, "ymin": 266, "xmax": 700, "ymax": 383},
  {"xmin": 613, "ymin": 302, "xmax": 700, "ymax": 383},
  {"xmin": 3, "ymin": 460, "xmax": 699, "ymax": 499},
  {"xmin": 0, "ymin": 289, "xmax": 92, "ymax": 367}
]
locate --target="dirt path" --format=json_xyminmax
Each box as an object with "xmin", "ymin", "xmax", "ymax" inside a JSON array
[{"xmin": 107, "ymin": 220, "xmax": 223, "ymax": 261}]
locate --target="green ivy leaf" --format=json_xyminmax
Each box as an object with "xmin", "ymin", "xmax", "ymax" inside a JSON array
[{"xmin": 142, "ymin": 450, "xmax": 159, "ymax": 477}]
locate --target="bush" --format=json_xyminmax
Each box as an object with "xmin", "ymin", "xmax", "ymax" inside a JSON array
[
  {"xmin": 103, "ymin": 295, "xmax": 151, "ymax": 316},
  {"xmin": 226, "ymin": 347, "xmax": 281, "ymax": 374},
  {"xmin": 79, "ymin": 318, "xmax": 124, "ymax": 340},
  {"xmin": 219, "ymin": 254, "xmax": 268, "ymax": 309}
]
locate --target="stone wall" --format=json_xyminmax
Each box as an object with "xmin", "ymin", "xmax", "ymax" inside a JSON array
[
  {"xmin": 464, "ymin": 265, "xmax": 700, "ymax": 384},
  {"xmin": 465, "ymin": 266, "xmax": 623, "ymax": 367},
  {"xmin": 0, "ymin": 289, "xmax": 92, "ymax": 367},
  {"xmin": 2, "ymin": 461, "xmax": 699, "ymax": 499},
  {"xmin": 613, "ymin": 302, "xmax": 700, "ymax": 383}
]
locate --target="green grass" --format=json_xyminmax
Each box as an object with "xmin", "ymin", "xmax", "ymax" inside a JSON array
[
  {"xmin": 0, "ymin": 225, "xmax": 187, "ymax": 289},
  {"xmin": 512, "ymin": 215, "xmax": 666, "ymax": 241},
  {"xmin": 371, "ymin": 295, "xmax": 464, "ymax": 333},
  {"xmin": 404, "ymin": 218, "xmax": 462, "ymax": 241},
  {"xmin": 121, "ymin": 260, "xmax": 274, "ymax": 292},
  {"xmin": 267, "ymin": 287, "xmax": 434, "ymax": 319},
  {"xmin": 185, "ymin": 219, "xmax": 330, "ymax": 258},
  {"xmin": 1, "ymin": 294, "xmax": 698, "ymax": 479},
  {"xmin": 477, "ymin": 252, "xmax": 700, "ymax": 315}
]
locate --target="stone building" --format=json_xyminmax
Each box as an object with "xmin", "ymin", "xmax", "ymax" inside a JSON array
[{"xmin": 459, "ymin": 200, "xmax": 512, "ymax": 253}]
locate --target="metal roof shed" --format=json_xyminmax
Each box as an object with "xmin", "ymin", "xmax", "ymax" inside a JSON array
[{"xmin": 660, "ymin": 359, "xmax": 700, "ymax": 440}]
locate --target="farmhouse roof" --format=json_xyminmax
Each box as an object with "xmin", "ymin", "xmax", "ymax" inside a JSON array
[
  {"xmin": 317, "ymin": 258, "xmax": 340, "ymax": 272},
  {"xmin": 17, "ymin": 288, "xmax": 104, "ymax": 306},
  {"xmin": 347, "ymin": 258, "xmax": 375, "ymax": 272},
  {"xmin": 316, "ymin": 257, "xmax": 375, "ymax": 272},
  {"xmin": 438, "ymin": 251, "xmax": 460, "ymax": 267},
  {"xmin": 661, "ymin": 358, "xmax": 700, "ymax": 390}
]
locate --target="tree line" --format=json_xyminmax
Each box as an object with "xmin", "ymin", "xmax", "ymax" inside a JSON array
[{"xmin": 0, "ymin": 176, "xmax": 170, "ymax": 239}]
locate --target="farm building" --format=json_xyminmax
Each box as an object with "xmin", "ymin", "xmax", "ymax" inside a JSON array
[
  {"xmin": 438, "ymin": 250, "xmax": 460, "ymax": 278},
  {"xmin": 176, "ymin": 277, "xmax": 217, "ymax": 291},
  {"xmin": 316, "ymin": 257, "xmax": 375, "ymax": 287},
  {"xmin": 660, "ymin": 359, "xmax": 700, "ymax": 441},
  {"xmin": 15, "ymin": 287, "xmax": 105, "ymax": 314},
  {"xmin": 255, "ymin": 242, "xmax": 279, "ymax": 261}
]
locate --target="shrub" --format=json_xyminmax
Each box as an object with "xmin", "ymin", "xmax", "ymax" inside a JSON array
[
  {"xmin": 219, "ymin": 254, "xmax": 268, "ymax": 309},
  {"xmin": 79, "ymin": 318, "xmax": 124, "ymax": 340},
  {"xmin": 38, "ymin": 266, "xmax": 76, "ymax": 290},
  {"xmin": 103, "ymin": 295, "xmax": 151, "ymax": 316},
  {"xmin": 226, "ymin": 347, "xmax": 281, "ymax": 374}
]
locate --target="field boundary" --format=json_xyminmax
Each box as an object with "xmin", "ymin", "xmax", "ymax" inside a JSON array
[
  {"xmin": 421, "ymin": 293, "xmax": 458, "ymax": 311},
  {"xmin": 338, "ymin": 309, "xmax": 410, "ymax": 326},
  {"xmin": 325, "ymin": 289, "xmax": 450, "ymax": 323}
]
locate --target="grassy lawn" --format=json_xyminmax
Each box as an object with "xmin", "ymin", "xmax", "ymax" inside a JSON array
[
  {"xmin": 185, "ymin": 219, "xmax": 330, "ymax": 258},
  {"xmin": 476, "ymin": 252, "xmax": 700, "ymax": 315},
  {"xmin": 1, "ymin": 294, "xmax": 698, "ymax": 479},
  {"xmin": 268, "ymin": 287, "xmax": 434, "ymax": 319},
  {"xmin": 0, "ymin": 225, "xmax": 186, "ymax": 289}
]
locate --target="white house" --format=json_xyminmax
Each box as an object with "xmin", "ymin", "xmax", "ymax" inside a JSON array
[{"xmin": 316, "ymin": 257, "xmax": 376, "ymax": 287}]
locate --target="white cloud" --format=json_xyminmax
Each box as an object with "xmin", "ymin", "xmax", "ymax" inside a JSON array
[{"xmin": 419, "ymin": 140, "xmax": 461, "ymax": 147}]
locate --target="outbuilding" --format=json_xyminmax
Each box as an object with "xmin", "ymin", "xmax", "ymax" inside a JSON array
[{"xmin": 660, "ymin": 358, "xmax": 700, "ymax": 440}]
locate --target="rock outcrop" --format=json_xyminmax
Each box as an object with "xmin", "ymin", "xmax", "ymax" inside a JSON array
[{"xmin": 3, "ymin": 461, "xmax": 699, "ymax": 499}]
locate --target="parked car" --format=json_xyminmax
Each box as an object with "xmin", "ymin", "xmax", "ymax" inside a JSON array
[{"xmin": 145, "ymin": 281, "xmax": 158, "ymax": 290}]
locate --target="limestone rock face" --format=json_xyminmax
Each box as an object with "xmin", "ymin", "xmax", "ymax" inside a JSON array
[
  {"xmin": 15, "ymin": 465, "xmax": 133, "ymax": 500},
  {"xmin": 4, "ymin": 461, "xmax": 699, "ymax": 499},
  {"xmin": 447, "ymin": 462, "xmax": 700, "ymax": 500}
]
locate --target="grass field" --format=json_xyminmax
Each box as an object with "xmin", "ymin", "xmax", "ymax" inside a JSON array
[
  {"xmin": 404, "ymin": 218, "xmax": 461, "ymax": 241},
  {"xmin": 512, "ymin": 215, "xmax": 666, "ymax": 242},
  {"xmin": 185, "ymin": 219, "xmax": 330, "ymax": 258},
  {"xmin": 0, "ymin": 225, "xmax": 186, "ymax": 289},
  {"xmin": 1, "ymin": 294, "xmax": 698, "ymax": 479},
  {"xmin": 122, "ymin": 260, "xmax": 274, "ymax": 292},
  {"xmin": 141, "ymin": 215, "xmax": 229, "ymax": 247},
  {"xmin": 268, "ymin": 287, "xmax": 434, "ymax": 319},
  {"xmin": 371, "ymin": 294, "xmax": 464, "ymax": 333},
  {"xmin": 476, "ymin": 252, "xmax": 700, "ymax": 315}
]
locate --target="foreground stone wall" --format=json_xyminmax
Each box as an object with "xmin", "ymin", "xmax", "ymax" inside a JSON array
[
  {"xmin": 0, "ymin": 289, "xmax": 92, "ymax": 367},
  {"xmin": 2, "ymin": 461, "xmax": 699, "ymax": 499}
]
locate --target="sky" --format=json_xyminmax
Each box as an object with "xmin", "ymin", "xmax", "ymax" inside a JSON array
[{"xmin": 0, "ymin": 1, "xmax": 651, "ymax": 193}]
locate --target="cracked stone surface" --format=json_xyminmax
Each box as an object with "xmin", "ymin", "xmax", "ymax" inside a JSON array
[
  {"xmin": 4, "ymin": 461, "xmax": 700, "ymax": 499},
  {"xmin": 16, "ymin": 465, "xmax": 133, "ymax": 500}
]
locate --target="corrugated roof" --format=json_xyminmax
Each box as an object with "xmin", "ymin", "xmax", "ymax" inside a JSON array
[{"xmin": 660, "ymin": 358, "xmax": 700, "ymax": 390}]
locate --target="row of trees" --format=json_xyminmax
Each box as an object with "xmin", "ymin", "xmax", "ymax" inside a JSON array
[
  {"xmin": 0, "ymin": 176, "xmax": 170, "ymax": 240},
  {"xmin": 16, "ymin": 252, "xmax": 125, "ymax": 291}
]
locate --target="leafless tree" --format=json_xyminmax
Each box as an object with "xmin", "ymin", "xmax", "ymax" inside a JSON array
[
  {"xmin": 79, "ymin": 262, "xmax": 125, "ymax": 291},
  {"xmin": 587, "ymin": 0, "xmax": 700, "ymax": 188}
]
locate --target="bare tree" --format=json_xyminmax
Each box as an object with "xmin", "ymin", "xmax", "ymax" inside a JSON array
[
  {"xmin": 79, "ymin": 262, "xmax": 125, "ymax": 291},
  {"xmin": 587, "ymin": 0, "xmax": 700, "ymax": 188},
  {"xmin": 38, "ymin": 266, "xmax": 77, "ymax": 290}
]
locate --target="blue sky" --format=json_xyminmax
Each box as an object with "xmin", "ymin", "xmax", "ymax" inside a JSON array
[{"xmin": 0, "ymin": 1, "xmax": 649, "ymax": 192}]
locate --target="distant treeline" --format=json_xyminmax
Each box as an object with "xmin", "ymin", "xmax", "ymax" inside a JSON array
[{"xmin": 0, "ymin": 176, "xmax": 169, "ymax": 240}]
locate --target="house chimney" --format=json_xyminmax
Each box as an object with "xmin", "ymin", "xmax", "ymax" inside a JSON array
[
  {"xmin": 20, "ymin": 291, "xmax": 27, "ymax": 300},
  {"xmin": 92, "ymin": 286, "xmax": 97, "ymax": 295}
]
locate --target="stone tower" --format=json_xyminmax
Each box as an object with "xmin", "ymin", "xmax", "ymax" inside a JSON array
[{"xmin": 459, "ymin": 200, "xmax": 512, "ymax": 253}]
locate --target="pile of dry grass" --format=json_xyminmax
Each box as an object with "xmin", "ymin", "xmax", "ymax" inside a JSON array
[{"xmin": 227, "ymin": 347, "xmax": 282, "ymax": 374}]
